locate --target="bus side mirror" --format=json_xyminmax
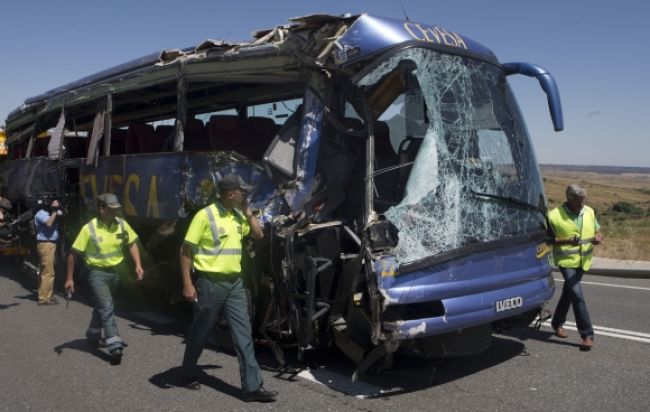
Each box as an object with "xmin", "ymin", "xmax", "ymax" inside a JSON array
[{"xmin": 503, "ymin": 62, "xmax": 564, "ymax": 132}]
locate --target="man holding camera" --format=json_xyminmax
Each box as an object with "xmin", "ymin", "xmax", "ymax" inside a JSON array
[{"xmin": 34, "ymin": 198, "xmax": 63, "ymax": 306}]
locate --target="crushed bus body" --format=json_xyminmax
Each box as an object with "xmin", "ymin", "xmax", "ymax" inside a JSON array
[{"xmin": 1, "ymin": 14, "xmax": 562, "ymax": 376}]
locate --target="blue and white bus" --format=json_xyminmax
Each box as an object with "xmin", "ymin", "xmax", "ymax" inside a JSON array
[{"xmin": 2, "ymin": 14, "xmax": 561, "ymax": 375}]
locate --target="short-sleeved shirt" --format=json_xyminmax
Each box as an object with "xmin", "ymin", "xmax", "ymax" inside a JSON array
[
  {"xmin": 71, "ymin": 217, "xmax": 138, "ymax": 267},
  {"xmin": 184, "ymin": 202, "xmax": 250, "ymax": 274},
  {"xmin": 34, "ymin": 209, "xmax": 59, "ymax": 241}
]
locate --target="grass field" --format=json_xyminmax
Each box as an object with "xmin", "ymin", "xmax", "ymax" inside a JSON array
[{"xmin": 541, "ymin": 166, "xmax": 650, "ymax": 261}]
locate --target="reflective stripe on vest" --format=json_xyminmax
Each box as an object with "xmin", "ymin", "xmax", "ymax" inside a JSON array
[
  {"xmin": 552, "ymin": 247, "xmax": 594, "ymax": 257},
  {"xmin": 194, "ymin": 206, "xmax": 241, "ymax": 257},
  {"xmin": 549, "ymin": 205, "xmax": 596, "ymax": 271},
  {"xmin": 86, "ymin": 218, "xmax": 126, "ymax": 260}
]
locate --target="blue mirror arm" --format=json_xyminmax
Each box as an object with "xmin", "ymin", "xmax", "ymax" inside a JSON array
[{"xmin": 503, "ymin": 62, "xmax": 564, "ymax": 132}]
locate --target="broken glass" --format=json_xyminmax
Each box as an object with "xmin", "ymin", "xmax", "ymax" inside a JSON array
[{"xmin": 359, "ymin": 48, "xmax": 545, "ymax": 264}]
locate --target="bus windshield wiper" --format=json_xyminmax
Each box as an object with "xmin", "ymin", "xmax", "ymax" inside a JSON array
[
  {"xmin": 470, "ymin": 190, "xmax": 542, "ymax": 213},
  {"xmin": 470, "ymin": 190, "xmax": 555, "ymax": 239}
]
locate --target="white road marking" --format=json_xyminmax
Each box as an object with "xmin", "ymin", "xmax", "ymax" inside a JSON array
[
  {"xmin": 553, "ymin": 277, "xmax": 650, "ymax": 291},
  {"xmin": 578, "ymin": 324, "xmax": 650, "ymax": 338},
  {"xmin": 543, "ymin": 321, "xmax": 650, "ymax": 344}
]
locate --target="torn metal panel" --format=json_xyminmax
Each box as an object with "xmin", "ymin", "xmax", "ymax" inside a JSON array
[
  {"xmin": 4, "ymin": 14, "xmax": 356, "ymax": 137},
  {"xmin": 283, "ymin": 89, "xmax": 324, "ymax": 212}
]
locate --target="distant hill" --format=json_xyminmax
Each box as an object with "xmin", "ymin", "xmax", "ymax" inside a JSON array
[{"xmin": 540, "ymin": 164, "xmax": 650, "ymax": 175}]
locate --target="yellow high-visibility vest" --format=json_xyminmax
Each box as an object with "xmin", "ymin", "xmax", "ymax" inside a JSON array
[
  {"xmin": 183, "ymin": 203, "xmax": 250, "ymax": 274},
  {"xmin": 71, "ymin": 217, "xmax": 138, "ymax": 267},
  {"xmin": 549, "ymin": 205, "xmax": 597, "ymax": 271}
]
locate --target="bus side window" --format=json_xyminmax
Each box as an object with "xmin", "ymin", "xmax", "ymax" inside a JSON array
[
  {"xmin": 109, "ymin": 129, "xmax": 127, "ymax": 155},
  {"xmin": 184, "ymin": 119, "xmax": 209, "ymax": 151},
  {"xmin": 148, "ymin": 125, "xmax": 172, "ymax": 152},
  {"xmin": 126, "ymin": 123, "xmax": 154, "ymax": 154},
  {"xmin": 208, "ymin": 115, "xmax": 244, "ymax": 153},
  {"xmin": 246, "ymin": 116, "xmax": 279, "ymax": 160},
  {"xmin": 64, "ymin": 136, "xmax": 86, "ymax": 158}
]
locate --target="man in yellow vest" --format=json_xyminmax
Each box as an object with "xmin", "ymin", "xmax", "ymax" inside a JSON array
[
  {"xmin": 179, "ymin": 174, "xmax": 277, "ymax": 402},
  {"xmin": 549, "ymin": 184, "xmax": 603, "ymax": 351},
  {"xmin": 64, "ymin": 193, "xmax": 144, "ymax": 365}
]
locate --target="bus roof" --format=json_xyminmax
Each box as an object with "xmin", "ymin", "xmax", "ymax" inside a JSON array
[{"xmin": 5, "ymin": 13, "xmax": 496, "ymax": 136}]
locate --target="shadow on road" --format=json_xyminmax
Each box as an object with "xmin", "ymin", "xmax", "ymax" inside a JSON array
[
  {"xmin": 149, "ymin": 365, "xmax": 242, "ymax": 400},
  {"xmin": 13, "ymin": 293, "xmax": 36, "ymax": 302},
  {"xmin": 262, "ymin": 335, "xmax": 528, "ymax": 398},
  {"xmin": 54, "ymin": 338, "xmax": 112, "ymax": 364},
  {"xmin": 0, "ymin": 302, "xmax": 20, "ymax": 310},
  {"xmin": 499, "ymin": 327, "xmax": 585, "ymax": 350}
]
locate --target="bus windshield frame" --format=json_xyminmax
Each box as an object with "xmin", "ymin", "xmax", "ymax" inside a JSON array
[{"xmin": 356, "ymin": 46, "xmax": 546, "ymax": 267}]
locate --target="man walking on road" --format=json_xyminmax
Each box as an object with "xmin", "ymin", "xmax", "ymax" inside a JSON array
[
  {"xmin": 34, "ymin": 197, "xmax": 63, "ymax": 306},
  {"xmin": 549, "ymin": 184, "xmax": 603, "ymax": 351},
  {"xmin": 64, "ymin": 193, "xmax": 144, "ymax": 365},
  {"xmin": 179, "ymin": 174, "xmax": 277, "ymax": 403}
]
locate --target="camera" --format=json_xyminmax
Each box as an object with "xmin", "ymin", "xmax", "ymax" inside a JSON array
[{"xmin": 33, "ymin": 193, "xmax": 64, "ymax": 213}]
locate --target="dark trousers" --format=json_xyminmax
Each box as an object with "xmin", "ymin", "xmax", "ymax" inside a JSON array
[
  {"xmin": 552, "ymin": 266, "xmax": 594, "ymax": 339},
  {"xmin": 181, "ymin": 275, "xmax": 262, "ymax": 393}
]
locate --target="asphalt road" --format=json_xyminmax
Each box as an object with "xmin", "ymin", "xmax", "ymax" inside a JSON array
[{"xmin": 1, "ymin": 261, "xmax": 648, "ymax": 411}]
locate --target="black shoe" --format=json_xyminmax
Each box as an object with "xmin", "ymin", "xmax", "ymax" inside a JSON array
[
  {"xmin": 180, "ymin": 376, "xmax": 201, "ymax": 390},
  {"xmin": 110, "ymin": 348, "xmax": 123, "ymax": 365},
  {"xmin": 242, "ymin": 386, "xmax": 278, "ymax": 403}
]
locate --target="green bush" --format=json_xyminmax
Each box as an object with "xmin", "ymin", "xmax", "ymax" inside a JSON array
[{"xmin": 610, "ymin": 201, "xmax": 642, "ymax": 214}]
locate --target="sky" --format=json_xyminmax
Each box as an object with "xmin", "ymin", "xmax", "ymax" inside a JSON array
[{"xmin": 0, "ymin": 0, "xmax": 648, "ymax": 167}]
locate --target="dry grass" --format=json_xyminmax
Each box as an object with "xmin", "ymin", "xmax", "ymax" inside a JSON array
[{"xmin": 541, "ymin": 167, "xmax": 650, "ymax": 261}]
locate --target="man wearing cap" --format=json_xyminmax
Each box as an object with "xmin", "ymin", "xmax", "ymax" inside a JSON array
[
  {"xmin": 64, "ymin": 193, "xmax": 144, "ymax": 365},
  {"xmin": 34, "ymin": 198, "xmax": 63, "ymax": 306},
  {"xmin": 179, "ymin": 174, "xmax": 277, "ymax": 402}
]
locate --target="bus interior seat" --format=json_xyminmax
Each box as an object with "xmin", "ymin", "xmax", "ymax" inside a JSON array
[
  {"xmin": 208, "ymin": 115, "xmax": 244, "ymax": 153},
  {"xmin": 31, "ymin": 137, "xmax": 50, "ymax": 157},
  {"xmin": 339, "ymin": 117, "xmax": 363, "ymax": 133},
  {"xmin": 246, "ymin": 116, "xmax": 279, "ymax": 160},
  {"xmin": 126, "ymin": 123, "xmax": 154, "ymax": 154},
  {"xmin": 109, "ymin": 129, "xmax": 127, "ymax": 155},
  {"xmin": 374, "ymin": 121, "xmax": 396, "ymax": 168},
  {"xmin": 184, "ymin": 118, "xmax": 209, "ymax": 151},
  {"xmin": 11, "ymin": 142, "xmax": 27, "ymax": 159},
  {"xmin": 145, "ymin": 125, "xmax": 173, "ymax": 152},
  {"xmin": 64, "ymin": 136, "xmax": 86, "ymax": 158}
]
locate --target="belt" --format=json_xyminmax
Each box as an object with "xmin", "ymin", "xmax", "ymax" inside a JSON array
[
  {"xmin": 86, "ymin": 264, "xmax": 117, "ymax": 273},
  {"xmin": 196, "ymin": 270, "xmax": 240, "ymax": 283}
]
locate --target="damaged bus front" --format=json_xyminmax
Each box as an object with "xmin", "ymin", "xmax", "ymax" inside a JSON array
[{"xmin": 2, "ymin": 14, "xmax": 562, "ymax": 375}]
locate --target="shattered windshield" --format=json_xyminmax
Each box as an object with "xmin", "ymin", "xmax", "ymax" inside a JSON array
[{"xmin": 358, "ymin": 47, "xmax": 545, "ymax": 264}]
